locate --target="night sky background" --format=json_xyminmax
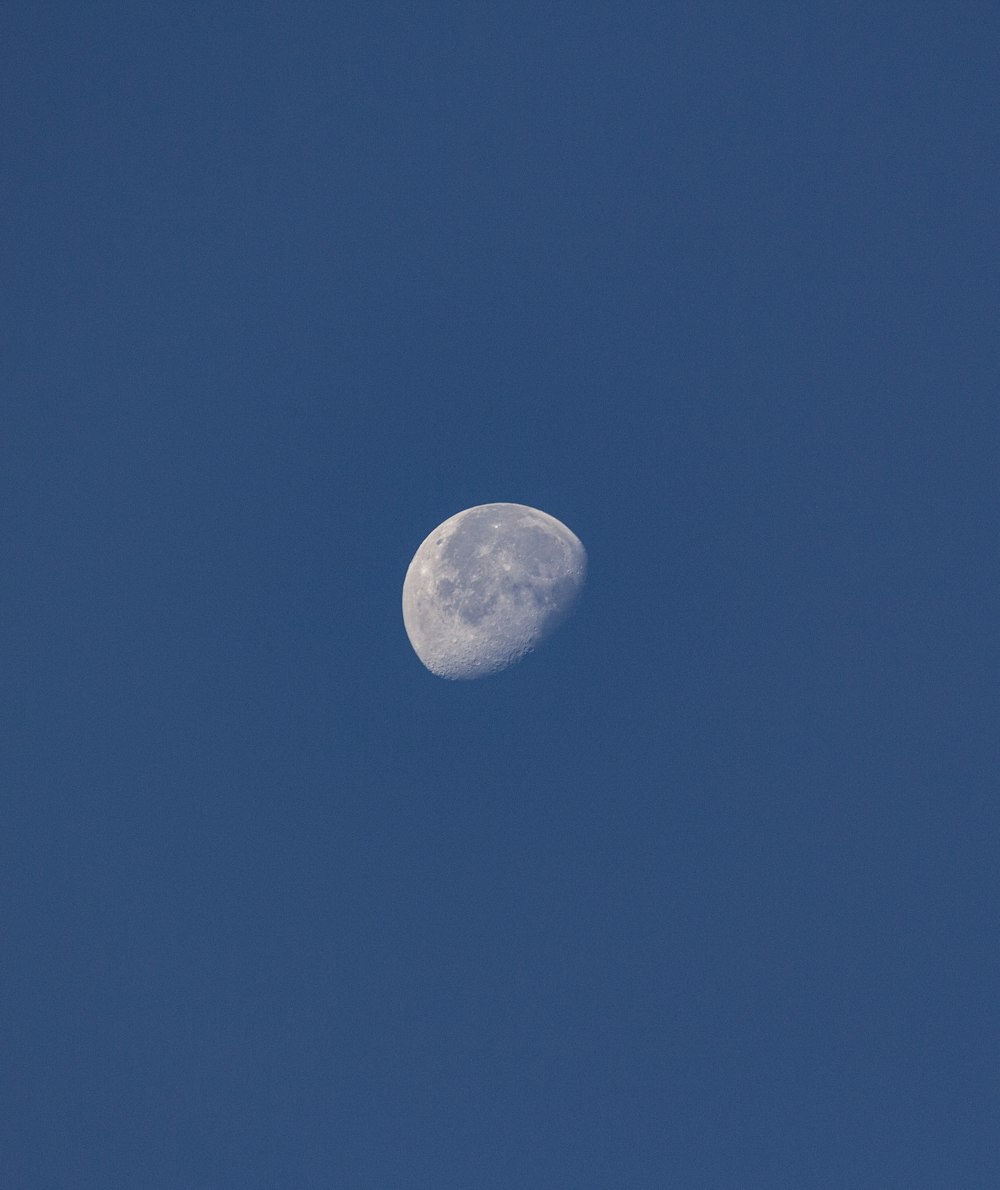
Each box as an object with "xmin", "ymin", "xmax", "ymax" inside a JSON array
[{"xmin": 4, "ymin": 4, "xmax": 999, "ymax": 1187}]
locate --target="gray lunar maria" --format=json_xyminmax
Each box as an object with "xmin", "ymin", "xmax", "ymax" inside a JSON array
[{"xmin": 402, "ymin": 503, "xmax": 587, "ymax": 679}]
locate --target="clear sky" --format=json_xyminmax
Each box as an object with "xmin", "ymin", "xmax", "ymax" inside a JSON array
[{"xmin": 4, "ymin": 4, "xmax": 998, "ymax": 1187}]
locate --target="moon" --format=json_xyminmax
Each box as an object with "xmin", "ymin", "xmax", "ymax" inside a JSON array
[{"xmin": 402, "ymin": 503, "xmax": 587, "ymax": 679}]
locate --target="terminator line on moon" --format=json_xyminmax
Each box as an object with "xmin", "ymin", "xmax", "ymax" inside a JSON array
[{"xmin": 402, "ymin": 504, "xmax": 587, "ymax": 679}]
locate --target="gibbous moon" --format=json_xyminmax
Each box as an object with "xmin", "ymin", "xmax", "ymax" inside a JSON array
[{"xmin": 402, "ymin": 503, "xmax": 587, "ymax": 679}]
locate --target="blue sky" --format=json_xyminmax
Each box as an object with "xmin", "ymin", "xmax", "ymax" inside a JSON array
[{"xmin": 4, "ymin": 4, "xmax": 999, "ymax": 1186}]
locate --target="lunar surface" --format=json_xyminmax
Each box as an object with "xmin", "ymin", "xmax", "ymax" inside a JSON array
[{"xmin": 402, "ymin": 503, "xmax": 587, "ymax": 679}]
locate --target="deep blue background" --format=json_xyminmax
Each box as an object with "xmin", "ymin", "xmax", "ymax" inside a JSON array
[{"xmin": 4, "ymin": 4, "xmax": 998, "ymax": 1186}]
